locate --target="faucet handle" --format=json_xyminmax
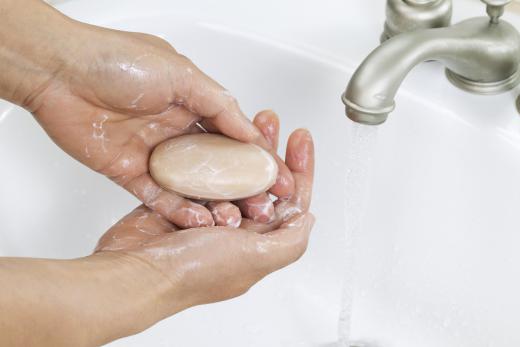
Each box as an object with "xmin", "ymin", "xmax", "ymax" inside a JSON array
[
  {"xmin": 481, "ymin": 0, "xmax": 511, "ymax": 23},
  {"xmin": 482, "ymin": 0, "xmax": 511, "ymax": 5}
]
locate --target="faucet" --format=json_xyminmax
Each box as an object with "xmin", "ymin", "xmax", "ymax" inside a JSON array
[{"xmin": 342, "ymin": 0, "xmax": 520, "ymax": 125}]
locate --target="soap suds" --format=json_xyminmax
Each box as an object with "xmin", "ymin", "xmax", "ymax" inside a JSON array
[
  {"xmin": 227, "ymin": 216, "xmax": 241, "ymax": 228},
  {"xmin": 121, "ymin": 158, "xmax": 131, "ymax": 169},
  {"xmin": 84, "ymin": 144, "xmax": 91, "ymax": 158},
  {"xmin": 177, "ymin": 206, "xmax": 213, "ymax": 227},
  {"xmin": 246, "ymin": 201, "xmax": 275, "ymax": 223},
  {"xmin": 118, "ymin": 54, "xmax": 152, "ymax": 78},
  {"xmin": 255, "ymin": 238, "xmax": 280, "ymax": 254},
  {"xmin": 142, "ymin": 183, "xmax": 163, "ymax": 205},
  {"xmin": 275, "ymin": 201, "xmax": 303, "ymax": 223},
  {"xmin": 148, "ymin": 122, "xmax": 159, "ymax": 129},
  {"xmin": 92, "ymin": 114, "xmax": 109, "ymax": 153},
  {"xmin": 130, "ymin": 92, "xmax": 145, "ymax": 109}
]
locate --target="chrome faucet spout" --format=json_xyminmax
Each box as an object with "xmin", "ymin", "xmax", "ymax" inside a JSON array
[{"xmin": 342, "ymin": 16, "xmax": 520, "ymax": 125}]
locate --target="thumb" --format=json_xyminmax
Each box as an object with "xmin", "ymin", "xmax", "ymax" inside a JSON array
[
  {"xmin": 171, "ymin": 55, "xmax": 262, "ymax": 143},
  {"xmin": 253, "ymin": 213, "xmax": 316, "ymax": 273}
]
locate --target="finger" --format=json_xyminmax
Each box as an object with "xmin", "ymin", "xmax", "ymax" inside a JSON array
[
  {"xmin": 285, "ymin": 129, "xmax": 315, "ymax": 180},
  {"xmin": 252, "ymin": 111, "xmax": 293, "ymax": 198},
  {"xmin": 125, "ymin": 173, "xmax": 215, "ymax": 228},
  {"xmin": 171, "ymin": 55, "xmax": 262, "ymax": 143},
  {"xmin": 200, "ymin": 113, "xmax": 294, "ymax": 199},
  {"xmin": 249, "ymin": 213, "xmax": 315, "ymax": 273},
  {"xmin": 240, "ymin": 217, "xmax": 277, "ymax": 234},
  {"xmin": 235, "ymin": 194, "xmax": 275, "ymax": 224},
  {"xmin": 95, "ymin": 205, "xmax": 177, "ymax": 252},
  {"xmin": 207, "ymin": 202, "xmax": 242, "ymax": 228},
  {"xmin": 252, "ymin": 110, "xmax": 294, "ymax": 198},
  {"xmin": 199, "ymin": 117, "xmax": 272, "ymax": 146},
  {"xmin": 275, "ymin": 129, "xmax": 315, "ymax": 222},
  {"xmin": 253, "ymin": 110, "xmax": 280, "ymax": 151},
  {"xmin": 135, "ymin": 106, "xmax": 201, "ymax": 148},
  {"xmin": 99, "ymin": 107, "xmax": 201, "ymax": 186},
  {"xmin": 196, "ymin": 119, "xmax": 219, "ymax": 133},
  {"xmin": 269, "ymin": 154, "xmax": 295, "ymax": 198},
  {"xmin": 241, "ymin": 128, "xmax": 315, "ymax": 230}
]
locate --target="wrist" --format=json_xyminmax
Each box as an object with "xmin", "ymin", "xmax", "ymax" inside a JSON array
[
  {"xmin": 0, "ymin": 252, "xmax": 182, "ymax": 346},
  {"xmin": 0, "ymin": 0, "xmax": 79, "ymax": 109},
  {"xmin": 72, "ymin": 252, "xmax": 184, "ymax": 346}
]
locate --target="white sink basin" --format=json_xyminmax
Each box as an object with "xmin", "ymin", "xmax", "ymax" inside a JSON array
[{"xmin": 1, "ymin": 0, "xmax": 520, "ymax": 346}]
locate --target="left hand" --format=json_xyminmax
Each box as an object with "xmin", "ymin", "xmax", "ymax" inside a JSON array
[{"xmin": 94, "ymin": 122, "xmax": 315, "ymax": 325}]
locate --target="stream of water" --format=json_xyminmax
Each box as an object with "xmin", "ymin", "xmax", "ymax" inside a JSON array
[{"xmin": 337, "ymin": 123, "xmax": 379, "ymax": 347}]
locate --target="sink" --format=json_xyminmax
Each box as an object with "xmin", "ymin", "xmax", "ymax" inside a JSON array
[{"xmin": 1, "ymin": 0, "xmax": 520, "ymax": 346}]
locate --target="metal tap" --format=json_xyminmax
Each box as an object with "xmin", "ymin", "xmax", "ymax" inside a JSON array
[{"xmin": 342, "ymin": 0, "xmax": 520, "ymax": 125}]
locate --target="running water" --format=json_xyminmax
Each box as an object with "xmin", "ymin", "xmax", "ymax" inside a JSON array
[{"xmin": 337, "ymin": 123, "xmax": 379, "ymax": 347}]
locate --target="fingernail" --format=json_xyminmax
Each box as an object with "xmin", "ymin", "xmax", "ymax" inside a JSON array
[
  {"xmin": 228, "ymin": 216, "xmax": 242, "ymax": 228},
  {"xmin": 253, "ymin": 213, "xmax": 275, "ymax": 224},
  {"xmin": 188, "ymin": 207, "xmax": 214, "ymax": 228},
  {"xmin": 274, "ymin": 174, "xmax": 293, "ymax": 200}
]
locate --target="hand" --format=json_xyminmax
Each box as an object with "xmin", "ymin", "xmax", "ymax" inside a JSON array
[
  {"xmin": 0, "ymin": 96, "xmax": 314, "ymax": 347},
  {"xmin": 94, "ymin": 123, "xmax": 314, "ymax": 331},
  {"xmin": 0, "ymin": 1, "xmax": 294, "ymax": 228}
]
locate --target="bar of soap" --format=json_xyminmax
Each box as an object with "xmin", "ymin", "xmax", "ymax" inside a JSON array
[{"xmin": 149, "ymin": 134, "xmax": 278, "ymax": 201}]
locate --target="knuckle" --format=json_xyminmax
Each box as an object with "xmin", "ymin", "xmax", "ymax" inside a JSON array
[
  {"xmin": 136, "ymin": 32, "xmax": 175, "ymax": 51},
  {"xmin": 223, "ymin": 94, "xmax": 239, "ymax": 111},
  {"xmin": 176, "ymin": 53, "xmax": 194, "ymax": 67},
  {"xmin": 235, "ymin": 282, "xmax": 253, "ymax": 297}
]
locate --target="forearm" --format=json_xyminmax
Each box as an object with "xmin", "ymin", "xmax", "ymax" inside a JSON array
[
  {"xmin": 0, "ymin": 253, "xmax": 174, "ymax": 346},
  {"xmin": 0, "ymin": 0, "xmax": 78, "ymax": 109}
]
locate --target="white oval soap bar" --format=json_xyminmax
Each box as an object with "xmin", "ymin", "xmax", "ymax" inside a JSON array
[{"xmin": 149, "ymin": 134, "xmax": 278, "ymax": 201}]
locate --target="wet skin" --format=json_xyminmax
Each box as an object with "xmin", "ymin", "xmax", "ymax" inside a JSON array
[
  {"xmin": 1, "ymin": 0, "xmax": 294, "ymax": 229},
  {"xmin": 0, "ymin": 1, "xmax": 315, "ymax": 346},
  {"xmin": 0, "ymin": 115, "xmax": 315, "ymax": 347},
  {"xmin": 93, "ymin": 119, "xmax": 315, "ymax": 346}
]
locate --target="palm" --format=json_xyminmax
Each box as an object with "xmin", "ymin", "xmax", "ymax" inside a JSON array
[
  {"xmin": 97, "ymin": 206, "xmax": 272, "ymax": 305},
  {"xmin": 34, "ymin": 69, "xmax": 209, "ymax": 227},
  {"xmin": 35, "ymin": 85, "xmax": 199, "ymax": 186}
]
